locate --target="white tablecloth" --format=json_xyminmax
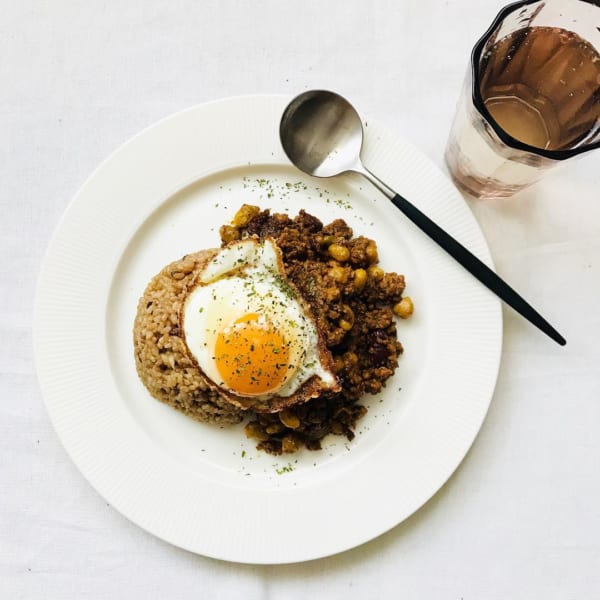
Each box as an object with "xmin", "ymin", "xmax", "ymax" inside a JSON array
[{"xmin": 2, "ymin": 1, "xmax": 599, "ymax": 597}]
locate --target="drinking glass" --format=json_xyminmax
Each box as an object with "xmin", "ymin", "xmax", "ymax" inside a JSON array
[{"xmin": 445, "ymin": 0, "xmax": 600, "ymax": 199}]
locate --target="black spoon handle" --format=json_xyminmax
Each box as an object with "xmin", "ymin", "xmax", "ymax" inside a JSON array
[{"xmin": 390, "ymin": 193, "xmax": 566, "ymax": 346}]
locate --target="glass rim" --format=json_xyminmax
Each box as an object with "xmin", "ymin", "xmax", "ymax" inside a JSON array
[{"xmin": 471, "ymin": 0, "xmax": 600, "ymax": 161}]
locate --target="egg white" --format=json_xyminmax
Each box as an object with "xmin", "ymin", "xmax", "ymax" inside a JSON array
[{"xmin": 183, "ymin": 239, "xmax": 337, "ymax": 400}]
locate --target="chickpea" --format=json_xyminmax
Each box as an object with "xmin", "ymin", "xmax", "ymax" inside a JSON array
[
  {"xmin": 345, "ymin": 351, "xmax": 359, "ymax": 365},
  {"xmin": 328, "ymin": 265, "xmax": 347, "ymax": 283},
  {"xmin": 325, "ymin": 286, "xmax": 340, "ymax": 302},
  {"xmin": 244, "ymin": 422, "xmax": 269, "ymax": 441},
  {"xmin": 282, "ymin": 435, "xmax": 300, "ymax": 453},
  {"xmin": 365, "ymin": 240, "xmax": 379, "ymax": 264},
  {"xmin": 339, "ymin": 305, "xmax": 354, "ymax": 330},
  {"xmin": 279, "ymin": 409, "xmax": 300, "ymax": 429},
  {"xmin": 393, "ymin": 296, "xmax": 414, "ymax": 319},
  {"xmin": 367, "ymin": 265, "xmax": 384, "ymax": 281},
  {"xmin": 328, "ymin": 243, "xmax": 350, "ymax": 262},
  {"xmin": 265, "ymin": 423, "xmax": 285, "ymax": 435},
  {"xmin": 330, "ymin": 422, "xmax": 344, "ymax": 435},
  {"xmin": 353, "ymin": 268, "xmax": 367, "ymax": 291},
  {"xmin": 321, "ymin": 235, "xmax": 336, "ymax": 247},
  {"xmin": 231, "ymin": 204, "xmax": 260, "ymax": 227},
  {"xmin": 219, "ymin": 224, "xmax": 240, "ymax": 243}
]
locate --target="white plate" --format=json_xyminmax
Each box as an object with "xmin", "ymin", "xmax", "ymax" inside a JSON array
[{"xmin": 33, "ymin": 95, "xmax": 502, "ymax": 564}]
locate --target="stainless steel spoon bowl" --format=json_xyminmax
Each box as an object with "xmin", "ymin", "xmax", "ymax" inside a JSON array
[
  {"xmin": 280, "ymin": 90, "xmax": 365, "ymax": 178},
  {"xmin": 279, "ymin": 90, "xmax": 394, "ymax": 198},
  {"xmin": 279, "ymin": 90, "xmax": 565, "ymax": 346}
]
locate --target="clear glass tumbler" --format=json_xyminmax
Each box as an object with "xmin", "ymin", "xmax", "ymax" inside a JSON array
[{"xmin": 445, "ymin": 0, "xmax": 600, "ymax": 199}]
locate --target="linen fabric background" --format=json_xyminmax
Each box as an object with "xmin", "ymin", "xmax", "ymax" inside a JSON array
[{"xmin": 2, "ymin": 1, "xmax": 599, "ymax": 598}]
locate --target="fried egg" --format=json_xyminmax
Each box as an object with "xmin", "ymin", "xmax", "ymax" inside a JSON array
[{"xmin": 182, "ymin": 238, "xmax": 339, "ymax": 412}]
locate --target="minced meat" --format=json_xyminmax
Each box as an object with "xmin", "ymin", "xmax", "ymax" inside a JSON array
[{"xmin": 220, "ymin": 205, "xmax": 411, "ymax": 454}]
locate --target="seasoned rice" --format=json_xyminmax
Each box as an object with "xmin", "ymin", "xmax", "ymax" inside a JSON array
[{"xmin": 133, "ymin": 250, "xmax": 244, "ymax": 425}]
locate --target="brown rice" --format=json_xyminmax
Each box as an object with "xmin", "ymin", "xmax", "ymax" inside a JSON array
[{"xmin": 133, "ymin": 250, "xmax": 244, "ymax": 425}]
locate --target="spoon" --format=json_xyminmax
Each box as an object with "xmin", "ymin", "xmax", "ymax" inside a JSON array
[{"xmin": 279, "ymin": 90, "xmax": 566, "ymax": 346}]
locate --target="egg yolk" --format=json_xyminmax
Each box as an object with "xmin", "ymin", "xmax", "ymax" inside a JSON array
[{"xmin": 214, "ymin": 313, "xmax": 295, "ymax": 395}]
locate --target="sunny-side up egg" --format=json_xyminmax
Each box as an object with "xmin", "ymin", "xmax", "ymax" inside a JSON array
[{"xmin": 182, "ymin": 238, "xmax": 340, "ymax": 412}]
